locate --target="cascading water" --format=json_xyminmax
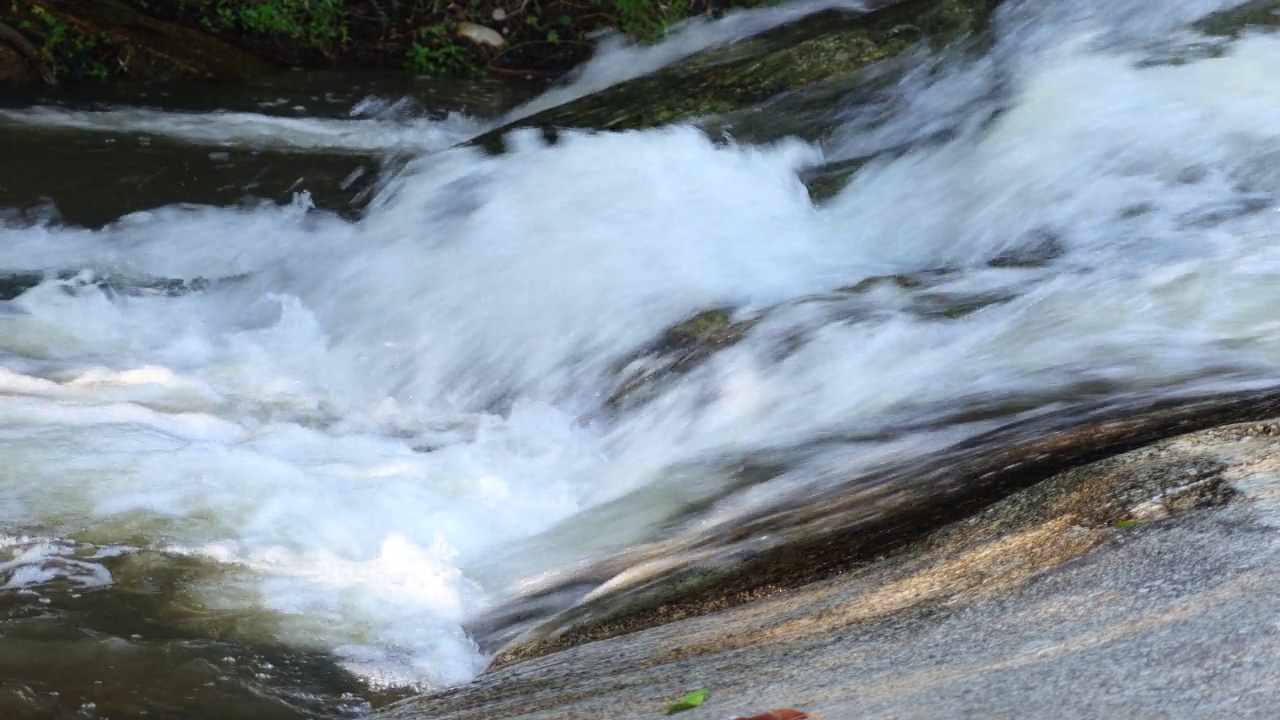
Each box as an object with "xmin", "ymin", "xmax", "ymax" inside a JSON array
[{"xmin": 2, "ymin": 0, "xmax": 1280, "ymax": 716}]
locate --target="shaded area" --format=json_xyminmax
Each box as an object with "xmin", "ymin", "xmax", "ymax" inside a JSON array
[
  {"xmin": 0, "ymin": 124, "xmax": 381, "ymax": 228},
  {"xmin": 120, "ymin": 0, "xmax": 779, "ymax": 77},
  {"xmin": 0, "ymin": 0, "xmax": 271, "ymax": 83},
  {"xmin": 0, "ymin": 68, "xmax": 533, "ymax": 227},
  {"xmin": 0, "ymin": 547, "xmax": 412, "ymax": 719},
  {"xmin": 0, "ymin": 0, "xmax": 780, "ymax": 84}
]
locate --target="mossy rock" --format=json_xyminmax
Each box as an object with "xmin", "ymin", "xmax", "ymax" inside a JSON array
[
  {"xmin": 1194, "ymin": 0, "xmax": 1280, "ymax": 37},
  {"xmin": 474, "ymin": 0, "xmax": 998, "ymax": 145}
]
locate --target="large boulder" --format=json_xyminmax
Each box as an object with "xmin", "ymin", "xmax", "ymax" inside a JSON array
[
  {"xmin": 472, "ymin": 0, "xmax": 998, "ymax": 146},
  {"xmin": 465, "ymin": 389, "xmax": 1280, "ymax": 664},
  {"xmin": 383, "ymin": 410, "xmax": 1280, "ymax": 719}
]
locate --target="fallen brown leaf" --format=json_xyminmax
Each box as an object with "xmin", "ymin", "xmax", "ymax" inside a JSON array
[{"xmin": 732, "ymin": 710, "xmax": 814, "ymax": 720}]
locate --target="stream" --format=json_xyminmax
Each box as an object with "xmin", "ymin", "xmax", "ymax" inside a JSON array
[{"xmin": 3, "ymin": 0, "xmax": 1280, "ymax": 717}]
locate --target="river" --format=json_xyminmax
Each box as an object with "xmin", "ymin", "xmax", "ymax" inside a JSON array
[{"xmin": 2, "ymin": 0, "xmax": 1279, "ymax": 717}]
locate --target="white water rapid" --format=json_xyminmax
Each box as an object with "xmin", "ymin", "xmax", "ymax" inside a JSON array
[{"xmin": 2, "ymin": 0, "xmax": 1280, "ymax": 698}]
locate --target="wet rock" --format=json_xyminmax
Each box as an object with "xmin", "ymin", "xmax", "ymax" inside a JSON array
[
  {"xmin": 463, "ymin": 388, "xmax": 1280, "ymax": 667},
  {"xmin": 604, "ymin": 276, "xmax": 1034, "ymax": 414},
  {"xmin": 1195, "ymin": 0, "xmax": 1280, "ymax": 37},
  {"xmin": 987, "ymin": 231, "xmax": 1065, "ymax": 268},
  {"xmin": 386, "ymin": 410, "xmax": 1280, "ymax": 719},
  {"xmin": 0, "ymin": 271, "xmax": 244, "ymax": 302},
  {"xmin": 839, "ymin": 269, "xmax": 955, "ymax": 294},
  {"xmin": 606, "ymin": 308, "xmax": 762, "ymax": 410},
  {"xmin": 472, "ymin": 0, "xmax": 998, "ymax": 148}
]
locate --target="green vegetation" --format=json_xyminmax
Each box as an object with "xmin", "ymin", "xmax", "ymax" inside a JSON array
[
  {"xmin": 20, "ymin": 3, "xmax": 118, "ymax": 78},
  {"xmin": 1114, "ymin": 519, "xmax": 1142, "ymax": 529},
  {"xmin": 155, "ymin": 0, "xmax": 776, "ymax": 77},
  {"xmin": 0, "ymin": 0, "xmax": 779, "ymax": 83},
  {"xmin": 1194, "ymin": 0, "xmax": 1280, "ymax": 37},
  {"xmin": 596, "ymin": 0, "xmax": 702, "ymax": 43},
  {"xmin": 199, "ymin": 0, "xmax": 350, "ymax": 50},
  {"xmin": 667, "ymin": 688, "xmax": 710, "ymax": 714},
  {"xmin": 397, "ymin": 0, "xmax": 778, "ymax": 76},
  {"xmin": 176, "ymin": 0, "xmax": 779, "ymax": 77}
]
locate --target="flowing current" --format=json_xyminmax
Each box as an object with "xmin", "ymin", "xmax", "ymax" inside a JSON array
[{"xmin": 3, "ymin": 0, "xmax": 1280, "ymax": 715}]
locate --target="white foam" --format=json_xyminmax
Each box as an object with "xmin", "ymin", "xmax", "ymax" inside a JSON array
[
  {"xmin": 0, "ymin": 106, "xmax": 482, "ymax": 153},
  {"xmin": 0, "ymin": 536, "xmax": 116, "ymax": 591},
  {"xmin": 324, "ymin": 127, "xmax": 841, "ymax": 409}
]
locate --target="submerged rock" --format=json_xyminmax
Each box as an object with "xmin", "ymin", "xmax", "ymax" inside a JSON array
[
  {"xmin": 603, "ymin": 274, "xmax": 1024, "ymax": 414},
  {"xmin": 0, "ymin": 546, "xmax": 397, "ymax": 719},
  {"xmin": 606, "ymin": 308, "xmax": 762, "ymax": 410},
  {"xmin": 386, "ymin": 409, "xmax": 1280, "ymax": 719}
]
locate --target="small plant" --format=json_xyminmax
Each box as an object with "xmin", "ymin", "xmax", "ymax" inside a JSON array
[
  {"xmin": 599, "ymin": 0, "xmax": 695, "ymax": 42},
  {"xmin": 204, "ymin": 0, "xmax": 351, "ymax": 53},
  {"xmin": 28, "ymin": 4, "xmax": 115, "ymax": 79},
  {"xmin": 667, "ymin": 688, "xmax": 709, "ymax": 714},
  {"xmin": 405, "ymin": 23, "xmax": 476, "ymax": 75}
]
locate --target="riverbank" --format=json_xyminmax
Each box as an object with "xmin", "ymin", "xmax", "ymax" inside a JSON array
[{"xmin": 0, "ymin": 0, "xmax": 776, "ymax": 86}]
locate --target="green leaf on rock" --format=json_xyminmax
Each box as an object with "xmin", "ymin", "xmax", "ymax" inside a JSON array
[
  {"xmin": 667, "ymin": 688, "xmax": 709, "ymax": 714},
  {"xmin": 1115, "ymin": 519, "xmax": 1141, "ymax": 529}
]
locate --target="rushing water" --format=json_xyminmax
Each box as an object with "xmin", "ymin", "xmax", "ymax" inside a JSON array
[{"xmin": 3, "ymin": 0, "xmax": 1280, "ymax": 716}]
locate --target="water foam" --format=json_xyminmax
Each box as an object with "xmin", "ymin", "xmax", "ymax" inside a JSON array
[{"xmin": 0, "ymin": 106, "xmax": 482, "ymax": 154}]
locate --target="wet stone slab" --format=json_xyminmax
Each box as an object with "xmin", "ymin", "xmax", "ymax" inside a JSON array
[{"xmin": 384, "ymin": 417, "xmax": 1280, "ymax": 719}]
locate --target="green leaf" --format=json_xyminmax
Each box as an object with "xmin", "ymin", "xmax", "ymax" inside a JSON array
[
  {"xmin": 667, "ymin": 688, "xmax": 709, "ymax": 714},
  {"xmin": 1114, "ymin": 519, "xmax": 1141, "ymax": 529}
]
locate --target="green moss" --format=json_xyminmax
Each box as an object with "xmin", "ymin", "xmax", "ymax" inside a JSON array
[
  {"xmin": 1194, "ymin": 0, "xmax": 1280, "ymax": 37},
  {"xmin": 477, "ymin": 0, "xmax": 998, "ymax": 136},
  {"xmin": 190, "ymin": 0, "xmax": 349, "ymax": 52},
  {"xmin": 405, "ymin": 20, "xmax": 476, "ymax": 75},
  {"xmin": 17, "ymin": 4, "xmax": 116, "ymax": 79}
]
